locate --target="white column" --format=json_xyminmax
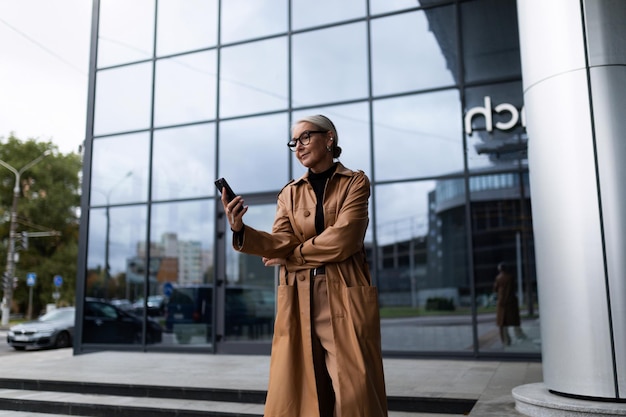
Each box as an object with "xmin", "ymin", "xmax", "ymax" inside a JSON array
[{"xmin": 517, "ymin": 0, "xmax": 626, "ymax": 399}]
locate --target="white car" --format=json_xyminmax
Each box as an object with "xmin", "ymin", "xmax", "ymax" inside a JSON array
[{"xmin": 7, "ymin": 307, "xmax": 75, "ymax": 350}]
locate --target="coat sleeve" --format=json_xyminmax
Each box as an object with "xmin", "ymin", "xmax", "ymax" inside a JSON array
[
  {"xmin": 232, "ymin": 186, "xmax": 301, "ymax": 259},
  {"xmin": 286, "ymin": 171, "xmax": 370, "ymax": 271}
]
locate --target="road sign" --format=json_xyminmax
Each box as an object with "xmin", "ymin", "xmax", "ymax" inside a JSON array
[
  {"xmin": 26, "ymin": 272, "xmax": 36, "ymax": 287},
  {"xmin": 163, "ymin": 282, "xmax": 174, "ymax": 297},
  {"xmin": 53, "ymin": 275, "xmax": 63, "ymax": 287}
]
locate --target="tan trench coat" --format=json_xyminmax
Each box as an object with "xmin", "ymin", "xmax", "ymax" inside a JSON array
[
  {"xmin": 233, "ymin": 163, "xmax": 388, "ymax": 417},
  {"xmin": 494, "ymin": 271, "xmax": 521, "ymax": 327}
]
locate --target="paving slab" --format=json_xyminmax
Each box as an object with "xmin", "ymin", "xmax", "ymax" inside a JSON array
[{"xmin": 0, "ymin": 348, "xmax": 542, "ymax": 416}]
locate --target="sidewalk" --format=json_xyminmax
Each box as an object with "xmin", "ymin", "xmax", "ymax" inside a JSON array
[{"xmin": 0, "ymin": 346, "xmax": 543, "ymax": 416}]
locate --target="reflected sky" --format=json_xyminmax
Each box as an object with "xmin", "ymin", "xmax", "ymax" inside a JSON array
[
  {"xmin": 292, "ymin": 0, "xmax": 365, "ymax": 30},
  {"xmin": 93, "ymin": 64, "xmax": 153, "ymax": 136},
  {"xmin": 373, "ymin": 89, "xmax": 464, "ymax": 181},
  {"xmin": 221, "ymin": 0, "xmax": 287, "ymax": 44},
  {"xmin": 370, "ymin": 0, "xmax": 422, "ymax": 15},
  {"xmin": 371, "ymin": 9, "xmax": 456, "ymax": 96},
  {"xmin": 90, "ymin": 132, "xmax": 150, "ymax": 206},
  {"xmin": 150, "ymin": 200, "xmax": 214, "ymax": 247},
  {"xmin": 87, "ymin": 205, "xmax": 147, "ymax": 276},
  {"xmin": 218, "ymin": 113, "xmax": 290, "ymax": 194},
  {"xmin": 97, "ymin": 0, "xmax": 154, "ymax": 67},
  {"xmin": 292, "ymin": 22, "xmax": 368, "ymax": 106},
  {"xmin": 156, "ymin": 0, "xmax": 218, "ymax": 56},
  {"xmin": 154, "ymin": 51, "xmax": 217, "ymax": 126},
  {"xmin": 220, "ymin": 38, "xmax": 288, "ymax": 118},
  {"xmin": 375, "ymin": 181, "xmax": 436, "ymax": 245},
  {"xmin": 152, "ymin": 124, "xmax": 216, "ymax": 201}
]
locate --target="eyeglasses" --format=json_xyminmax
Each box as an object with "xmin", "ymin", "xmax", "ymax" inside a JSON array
[{"xmin": 287, "ymin": 130, "xmax": 326, "ymax": 151}]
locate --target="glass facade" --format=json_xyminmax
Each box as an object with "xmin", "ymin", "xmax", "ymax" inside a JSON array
[{"xmin": 77, "ymin": 0, "xmax": 540, "ymax": 357}]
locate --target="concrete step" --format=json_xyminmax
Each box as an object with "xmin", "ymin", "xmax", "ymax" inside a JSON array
[
  {"xmin": 0, "ymin": 388, "xmax": 263, "ymax": 416},
  {"xmin": 0, "ymin": 378, "xmax": 475, "ymax": 416},
  {"xmin": 0, "ymin": 412, "xmax": 91, "ymax": 417}
]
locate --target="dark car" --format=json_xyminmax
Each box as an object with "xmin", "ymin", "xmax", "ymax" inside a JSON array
[
  {"xmin": 132, "ymin": 295, "xmax": 165, "ymax": 317},
  {"xmin": 7, "ymin": 307, "xmax": 75, "ymax": 350},
  {"xmin": 110, "ymin": 298, "xmax": 134, "ymax": 312},
  {"xmin": 165, "ymin": 285, "xmax": 212, "ymax": 343},
  {"xmin": 165, "ymin": 285, "xmax": 212, "ymax": 330},
  {"xmin": 165, "ymin": 285, "xmax": 275, "ymax": 342},
  {"xmin": 83, "ymin": 298, "xmax": 163, "ymax": 344}
]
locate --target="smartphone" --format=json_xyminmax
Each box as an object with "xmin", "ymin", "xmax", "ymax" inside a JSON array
[{"xmin": 214, "ymin": 178, "xmax": 238, "ymax": 202}]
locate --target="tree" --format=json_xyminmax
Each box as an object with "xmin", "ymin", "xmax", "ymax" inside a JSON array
[{"xmin": 0, "ymin": 135, "xmax": 82, "ymax": 316}]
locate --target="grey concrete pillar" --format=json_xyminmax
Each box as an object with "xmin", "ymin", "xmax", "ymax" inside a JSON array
[{"xmin": 517, "ymin": 0, "xmax": 626, "ymax": 401}]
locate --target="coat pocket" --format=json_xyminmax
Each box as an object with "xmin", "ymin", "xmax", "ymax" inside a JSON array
[
  {"xmin": 345, "ymin": 286, "xmax": 381, "ymax": 340},
  {"xmin": 274, "ymin": 285, "xmax": 297, "ymax": 338}
]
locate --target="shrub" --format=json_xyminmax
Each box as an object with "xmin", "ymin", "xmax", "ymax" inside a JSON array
[{"xmin": 425, "ymin": 297, "xmax": 456, "ymax": 311}]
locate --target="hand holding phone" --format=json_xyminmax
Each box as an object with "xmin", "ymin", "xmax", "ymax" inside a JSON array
[
  {"xmin": 214, "ymin": 178, "xmax": 237, "ymax": 202},
  {"xmin": 215, "ymin": 178, "xmax": 245, "ymax": 231}
]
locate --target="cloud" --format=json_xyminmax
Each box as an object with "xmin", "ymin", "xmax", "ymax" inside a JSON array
[{"xmin": 0, "ymin": 0, "xmax": 91, "ymax": 154}]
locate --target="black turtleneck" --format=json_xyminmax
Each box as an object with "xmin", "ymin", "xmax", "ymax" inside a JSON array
[{"xmin": 308, "ymin": 163, "xmax": 337, "ymax": 234}]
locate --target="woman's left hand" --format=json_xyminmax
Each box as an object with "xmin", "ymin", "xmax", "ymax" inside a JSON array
[{"xmin": 263, "ymin": 257, "xmax": 286, "ymax": 267}]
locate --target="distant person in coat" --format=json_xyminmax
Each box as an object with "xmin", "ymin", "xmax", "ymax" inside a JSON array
[
  {"xmin": 493, "ymin": 262, "xmax": 522, "ymax": 346},
  {"xmin": 220, "ymin": 114, "xmax": 388, "ymax": 417}
]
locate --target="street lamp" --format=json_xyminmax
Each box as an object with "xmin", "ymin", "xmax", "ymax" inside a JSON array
[
  {"xmin": 99, "ymin": 171, "xmax": 132, "ymax": 299},
  {"xmin": 0, "ymin": 149, "xmax": 52, "ymax": 326}
]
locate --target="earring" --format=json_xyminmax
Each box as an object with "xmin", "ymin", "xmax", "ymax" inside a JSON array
[{"xmin": 326, "ymin": 146, "xmax": 332, "ymax": 152}]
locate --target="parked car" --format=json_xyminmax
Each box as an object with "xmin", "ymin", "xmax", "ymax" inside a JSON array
[
  {"xmin": 83, "ymin": 298, "xmax": 163, "ymax": 344},
  {"xmin": 165, "ymin": 285, "xmax": 212, "ymax": 343},
  {"xmin": 132, "ymin": 295, "xmax": 165, "ymax": 317},
  {"xmin": 7, "ymin": 307, "xmax": 75, "ymax": 350},
  {"xmin": 165, "ymin": 285, "xmax": 212, "ymax": 332},
  {"xmin": 110, "ymin": 299, "xmax": 134, "ymax": 312},
  {"xmin": 164, "ymin": 285, "xmax": 275, "ymax": 342}
]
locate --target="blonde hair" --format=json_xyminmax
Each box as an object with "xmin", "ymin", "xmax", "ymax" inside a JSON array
[{"xmin": 293, "ymin": 114, "xmax": 342, "ymax": 158}]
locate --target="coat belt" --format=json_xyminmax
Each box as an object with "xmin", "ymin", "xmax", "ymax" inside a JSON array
[{"xmin": 310, "ymin": 266, "xmax": 326, "ymax": 277}]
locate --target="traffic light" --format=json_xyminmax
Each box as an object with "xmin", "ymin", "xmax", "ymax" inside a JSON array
[
  {"xmin": 2, "ymin": 273, "xmax": 10, "ymax": 290},
  {"xmin": 21, "ymin": 231, "xmax": 28, "ymax": 250}
]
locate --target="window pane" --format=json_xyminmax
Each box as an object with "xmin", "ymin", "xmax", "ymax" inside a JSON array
[
  {"xmin": 469, "ymin": 173, "xmax": 539, "ymax": 353},
  {"xmin": 156, "ymin": 0, "xmax": 218, "ymax": 56},
  {"xmin": 225, "ymin": 202, "xmax": 276, "ymax": 341},
  {"xmin": 220, "ymin": 0, "xmax": 287, "ymax": 44},
  {"xmin": 292, "ymin": 23, "xmax": 368, "ymax": 107},
  {"xmin": 90, "ymin": 133, "xmax": 150, "ymax": 205},
  {"xmin": 85, "ymin": 206, "xmax": 146, "ymax": 306},
  {"xmin": 376, "ymin": 180, "xmax": 471, "ymax": 352},
  {"xmin": 152, "ymin": 124, "xmax": 216, "ymax": 201},
  {"xmin": 94, "ymin": 64, "xmax": 153, "ymax": 136},
  {"xmin": 292, "ymin": 0, "xmax": 365, "ymax": 30},
  {"xmin": 292, "ymin": 102, "xmax": 371, "ymax": 179},
  {"xmin": 465, "ymin": 82, "xmax": 526, "ymax": 172},
  {"xmin": 154, "ymin": 51, "xmax": 217, "ymax": 127},
  {"xmin": 370, "ymin": 0, "xmax": 423, "ymax": 15},
  {"xmin": 150, "ymin": 201, "xmax": 215, "ymax": 285},
  {"xmin": 218, "ymin": 113, "xmax": 289, "ymax": 194},
  {"xmin": 373, "ymin": 90, "xmax": 463, "ymax": 181},
  {"xmin": 150, "ymin": 200, "xmax": 215, "ymax": 346},
  {"xmin": 98, "ymin": 0, "xmax": 154, "ymax": 68},
  {"xmin": 219, "ymin": 38, "xmax": 287, "ymax": 118},
  {"xmin": 371, "ymin": 8, "xmax": 456, "ymax": 96},
  {"xmin": 461, "ymin": 0, "xmax": 521, "ymax": 83}
]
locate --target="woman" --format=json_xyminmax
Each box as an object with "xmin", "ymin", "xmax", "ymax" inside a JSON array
[
  {"xmin": 221, "ymin": 115, "xmax": 388, "ymax": 417},
  {"xmin": 493, "ymin": 262, "xmax": 521, "ymax": 346}
]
